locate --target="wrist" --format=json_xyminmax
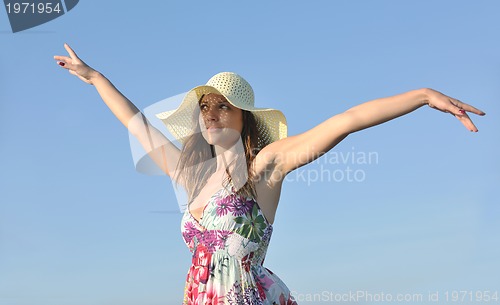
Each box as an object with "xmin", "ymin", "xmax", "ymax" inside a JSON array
[
  {"xmin": 89, "ymin": 70, "xmax": 103, "ymax": 81},
  {"xmin": 418, "ymin": 88, "xmax": 433, "ymax": 106}
]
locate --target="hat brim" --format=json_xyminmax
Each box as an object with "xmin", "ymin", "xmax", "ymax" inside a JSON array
[{"xmin": 156, "ymin": 85, "xmax": 287, "ymax": 149}]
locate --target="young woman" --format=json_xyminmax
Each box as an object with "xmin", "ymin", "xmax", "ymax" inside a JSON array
[{"xmin": 54, "ymin": 43, "xmax": 485, "ymax": 305}]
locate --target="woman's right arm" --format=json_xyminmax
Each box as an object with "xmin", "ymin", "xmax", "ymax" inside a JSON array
[{"xmin": 54, "ymin": 43, "xmax": 181, "ymax": 179}]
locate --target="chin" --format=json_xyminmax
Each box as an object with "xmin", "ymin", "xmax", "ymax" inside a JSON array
[{"xmin": 202, "ymin": 129, "xmax": 241, "ymax": 148}]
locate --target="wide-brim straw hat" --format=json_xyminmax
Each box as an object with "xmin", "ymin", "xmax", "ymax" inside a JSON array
[{"xmin": 155, "ymin": 72, "xmax": 287, "ymax": 150}]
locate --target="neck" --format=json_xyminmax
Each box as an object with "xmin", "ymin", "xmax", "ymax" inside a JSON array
[{"xmin": 212, "ymin": 141, "xmax": 247, "ymax": 189}]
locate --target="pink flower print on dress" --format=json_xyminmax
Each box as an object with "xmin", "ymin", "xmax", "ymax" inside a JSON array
[{"xmin": 191, "ymin": 244, "xmax": 212, "ymax": 285}]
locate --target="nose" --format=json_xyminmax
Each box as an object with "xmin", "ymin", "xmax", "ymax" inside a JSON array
[
  {"xmin": 199, "ymin": 107, "xmax": 220, "ymax": 129},
  {"xmin": 203, "ymin": 105, "xmax": 219, "ymax": 121}
]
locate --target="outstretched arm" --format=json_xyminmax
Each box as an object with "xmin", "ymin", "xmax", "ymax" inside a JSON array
[
  {"xmin": 261, "ymin": 88, "xmax": 485, "ymax": 176},
  {"xmin": 341, "ymin": 88, "xmax": 483, "ymax": 133},
  {"xmin": 54, "ymin": 43, "xmax": 181, "ymax": 179}
]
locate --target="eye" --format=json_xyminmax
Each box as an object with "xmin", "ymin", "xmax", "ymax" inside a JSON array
[{"xmin": 220, "ymin": 104, "xmax": 229, "ymax": 110}]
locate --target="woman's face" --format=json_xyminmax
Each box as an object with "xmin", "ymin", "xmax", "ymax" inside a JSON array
[{"xmin": 198, "ymin": 93, "xmax": 243, "ymax": 147}]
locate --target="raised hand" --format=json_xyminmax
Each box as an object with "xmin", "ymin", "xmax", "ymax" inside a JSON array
[
  {"xmin": 54, "ymin": 43, "xmax": 99, "ymax": 85},
  {"xmin": 425, "ymin": 88, "xmax": 486, "ymax": 132}
]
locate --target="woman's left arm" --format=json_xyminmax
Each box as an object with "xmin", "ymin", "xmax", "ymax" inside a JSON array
[
  {"xmin": 263, "ymin": 88, "xmax": 486, "ymax": 177},
  {"xmin": 342, "ymin": 88, "xmax": 484, "ymax": 133}
]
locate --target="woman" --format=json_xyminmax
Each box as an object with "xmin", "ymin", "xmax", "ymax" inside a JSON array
[{"xmin": 54, "ymin": 43, "xmax": 485, "ymax": 305}]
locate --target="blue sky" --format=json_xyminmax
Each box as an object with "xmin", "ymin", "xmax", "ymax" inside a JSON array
[{"xmin": 1, "ymin": 1, "xmax": 499, "ymax": 304}]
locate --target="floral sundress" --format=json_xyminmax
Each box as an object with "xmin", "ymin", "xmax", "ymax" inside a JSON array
[{"xmin": 181, "ymin": 181, "xmax": 298, "ymax": 305}]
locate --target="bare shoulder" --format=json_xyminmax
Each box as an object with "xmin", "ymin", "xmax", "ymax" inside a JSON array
[
  {"xmin": 252, "ymin": 140, "xmax": 288, "ymax": 187},
  {"xmin": 252, "ymin": 135, "xmax": 301, "ymax": 179},
  {"xmin": 250, "ymin": 142, "xmax": 290, "ymax": 224}
]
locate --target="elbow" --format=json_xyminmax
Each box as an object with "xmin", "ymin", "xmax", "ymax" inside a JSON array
[{"xmin": 334, "ymin": 111, "xmax": 357, "ymax": 135}]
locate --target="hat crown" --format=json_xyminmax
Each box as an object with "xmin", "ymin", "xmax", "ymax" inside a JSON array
[
  {"xmin": 155, "ymin": 71, "xmax": 287, "ymax": 151},
  {"xmin": 206, "ymin": 72, "xmax": 255, "ymax": 107}
]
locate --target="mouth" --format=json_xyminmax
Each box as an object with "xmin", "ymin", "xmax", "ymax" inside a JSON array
[
  {"xmin": 207, "ymin": 127, "xmax": 223, "ymax": 132},
  {"xmin": 206, "ymin": 125, "xmax": 223, "ymax": 130}
]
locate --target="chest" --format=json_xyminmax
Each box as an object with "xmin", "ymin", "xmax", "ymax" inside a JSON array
[
  {"xmin": 188, "ymin": 181, "xmax": 226, "ymax": 222},
  {"xmin": 187, "ymin": 162, "xmax": 285, "ymax": 224}
]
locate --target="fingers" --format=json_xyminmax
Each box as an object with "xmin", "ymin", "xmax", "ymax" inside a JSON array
[
  {"xmin": 54, "ymin": 44, "xmax": 79, "ymax": 69},
  {"xmin": 54, "ymin": 57, "xmax": 83, "ymax": 78},
  {"xmin": 448, "ymin": 98, "xmax": 465, "ymax": 116},
  {"xmin": 54, "ymin": 57, "xmax": 74, "ymax": 70},
  {"xmin": 452, "ymin": 98, "xmax": 486, "ymax": 116},
  {"xmin": 53, "ymin": 55, "xmax": 71, "ymax": 69},
  {"xmin": 455, "ymin": 112, "xmax": 479, "ymax": 132},
  {"xmin": 449, "ymin": 98, "xmax": 482, "ymax": 132},
  {"xmin": 430, "ymin": 94, "xmax": 484, "ymax": 132},
  {"xmin": 459, "ymin": 102, "xmax": 485, "ymax": 116},
  {"xmin": 63, "ymin": 43, "xmax": 79, "ymax": 59},
  {"xmin": 53, "ymin": 55, "xmax": 71, "ymax": 62}
]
